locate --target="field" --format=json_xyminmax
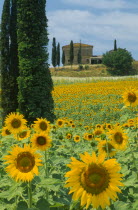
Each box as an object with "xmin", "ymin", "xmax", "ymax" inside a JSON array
[
  {"xmin": 50, "ymin": 61, "xmax": 138, "ymax": 77},
  {"xmin": 0, "ymin": 77, "xmax": 138, "ymax": 210}
]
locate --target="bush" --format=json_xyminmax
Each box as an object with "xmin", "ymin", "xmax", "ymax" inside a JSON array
[
  {"xmin": 102, "ymin": 48, "xmax": 134, "ymax": 76},
  {"xmin": 78, "ymin": 64, "xmax": 84, "ymax": 70},
  {"xmin": 84, "ymin": 65, "xmax": 89, "ymax": 70}
]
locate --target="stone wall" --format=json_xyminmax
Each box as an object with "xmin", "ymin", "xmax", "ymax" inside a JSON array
[{"xmin": 62, "ymin": 44, "xmax": 93, "ymax": 65}]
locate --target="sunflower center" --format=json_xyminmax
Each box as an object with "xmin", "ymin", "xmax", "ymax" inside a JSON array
[
  {"xmin": 5, "ymin": 129, "xmax": 11, "ymax": 135},
  {"xmin": 19, "ymin": 131, "xmax": 27, "ymax": 138},
  {"xmin": 95, "ymin": 130, "xmax": 102, "ymax": 136},
  {"xmin": 16, "ymin": 152, "xmax": 35, "ymax": 173},
  {"xmin": 11, "ymin": 118, "xmax": 21, "ymax": 128},
  {"xmin": 103, "ymin": 143, "xmax": 114, "ymax": 153},
  {"xmin": 88, "ymin": 134, "xmax": 93, "ymax": 139},
  {"xmin": 39, "ymin": 121, "xmax": 47, "ymax": 131},
  {"xmin": 58, "ymin": 121, "xmax": 63, "ymax": 125},
  {"xmin": 114, "ymin": 132, "xmax": 123, "ymax": 144},
  {"xmin": 37, "ymin": 136, "xmax": 46, "ymax": 145},
  {"xmin": 128, "ymin": 92, "xmax": 136, "ymax": 103},
  {"xmin": 89, "ymin": 173, "xmax": 102, "ymax": 184},
  {"xmin": 81, "ymin": 164, "xmax": 110, "ymax": 195}
]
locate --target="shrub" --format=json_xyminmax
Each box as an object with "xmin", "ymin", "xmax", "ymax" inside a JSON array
[
  {"xmin": 84, "ymin": 65, "xmax": 89, "ymax": 70},
  {"xmin": 102, "ymin": 48, "xmax": 134, "ymax": 76},
  {"xmin": 78, "ymin": 64, "xmax": 83, "ymax": 70}
]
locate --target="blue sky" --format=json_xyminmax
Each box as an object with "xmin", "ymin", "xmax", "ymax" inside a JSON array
[{"xmin": 1, "ymin": 0, "xmax": 138, "ymax": 65}]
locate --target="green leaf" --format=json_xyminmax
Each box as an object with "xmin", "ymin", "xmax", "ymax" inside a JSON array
[
  {"xmin": 17, "ymin": 201, "xmax": 28, "ymax": 210},
  {"xmin": 36, "ymin": 198, "xmax": 50, "ymax": 210},
  {"xmin": 113, "ymin": 201, "xmax": 131, "ymax": 210}
]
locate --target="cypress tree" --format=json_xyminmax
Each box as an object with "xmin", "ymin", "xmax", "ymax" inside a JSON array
[
  {"xmin": 0, "ymin": 0, "xmax": 11, "ymax": 122},
  {"xmin": 62, "ymin": 50, "xmax": 65, "ymax": 66},
  {"xmin": 56, "ymin": 42, "xmax": 60, "ymax": 68},
  {"xmin": 52, "ymin": 37, "xmax": 57, "ymax": 68},
  {"xmin": 69, "ymin": 40, "xmax": 74, "ymax": 68},
  {"xmin": 114, "ymin": 39, "xmax": 117, "ymax": 51},
  {"xmin": 77, "ymin": 41, "xmax": 82, "ymax": 64},
  {"xmin": 17, "ymin": 0, "xmax": 55, "ymax": 123},
  {"xmin": 9, "ymin": 0, "xmax": 19, "ymax": 113}
]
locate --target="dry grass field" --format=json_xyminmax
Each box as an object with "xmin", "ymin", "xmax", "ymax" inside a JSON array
[{"xmin": 50, "ymin": 61, "xmax": 138, "ymax": 77}]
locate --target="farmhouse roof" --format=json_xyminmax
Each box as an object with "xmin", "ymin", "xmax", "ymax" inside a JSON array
[{"xmin": 62, "ymin": 43, "xmax": 93, "ymax": 48}]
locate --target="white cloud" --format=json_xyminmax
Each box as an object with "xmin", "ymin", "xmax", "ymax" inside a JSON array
[
  {"xmin": 62, "ymin": 0, "xmax": 138, "ymax": 10},
  {"xmin": 47, "ymin": 9, "xmax": 138, "ymax": 60}
]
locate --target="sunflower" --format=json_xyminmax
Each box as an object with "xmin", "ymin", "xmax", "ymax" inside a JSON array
[
  {"xmin": 65, "ymin": 152, "xmax": 124, "ymax": 209},
  {"xmin": 3, "ymin": 144, "xmax": 42, "ymax": 182},
  {"xmin": 84, "ymin": 133, "xmax": 93, "ymax": 141},
  {"xmin": 14, "ymin": 128, "xmax": 31, "ymax": 141},
  {"xmin": 1, "ymin": 126, "xmax": 11, "ymax": 136},
  {"xmin": 94, "ymin": 128, "xmax": 104, "ymax": 136},
  {"xmin": 122, "ymin": 123, "xmax": 129, "ymax": 128},
  {"xmin": 108, "ymin": 126, "xmax": 128, "ymax": 150},
  {"xmin": 69, "ymin": 120, "xmax": 73, "ymax": 124},
  {"xmin": 95, "ymin": 124, "xmax": 102, "ymax": 129},
  {"xmin": 4, "ymin": 112, "xmax": 27, "ymax": 134},
  {"xmin": 66, "ymin": 133, "xmax": 72, "ymax": 139},
  {"xmin": 56, "ymin": 119, "xmax": 64, "ymax": 127},
  {"xmin": 33, "ymin": 118, "xmax": 50, "ymax": 133},
  {"xmin": 106, "ymin": 123, "xmax": 113, "ymax": 130},
  {"xmin": 83, "ymin": 133, "xmax": 89, "ymax": 140},
  {"xmin": 122, "ymin": 88, "xmax": 138, "ymax": 107},
  {"xmin": 98, "ymin": 140, "xmax": 116, "ymax": 157},
  {"xmin": 127, "ymin": 119, "xmax": 134, "ymax": 127},
  {"xmin": 84, "ymin": 126, "xmax": 89, "ymax": 130},
  {"xmin": 74, "ymin": 135, "xmax": 80, "ymax": 142},
  {"xmin": 71, "ymin": 124, "xmax": 75, "ymax": 128},
  {"xmin": 31, "ymin": 132, "xmax": 52, "ymax": 151}
]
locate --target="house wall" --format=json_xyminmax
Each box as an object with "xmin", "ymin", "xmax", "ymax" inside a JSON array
[{"xmin": 62, "ymin": 45, "xmax": 93, "ymax": 65}]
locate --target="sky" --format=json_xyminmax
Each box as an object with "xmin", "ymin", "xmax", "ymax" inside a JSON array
[{"xmin": 0, "ymin": 0, "xmax": 138, "ymax": 65}]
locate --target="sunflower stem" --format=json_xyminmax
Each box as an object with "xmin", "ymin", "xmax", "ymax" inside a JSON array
[
  {"xmin": 44, "ymin": 150, "xmax": 49, "ymax": 201},
  {"xmin": 128, "ymin": 141, "xmax": 138, "ymax": 180},
  {"xmin": 28, "ymin": 181, "xmax": 32, "ymax": 208}
]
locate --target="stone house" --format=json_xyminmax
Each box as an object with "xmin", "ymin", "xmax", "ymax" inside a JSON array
[{"xmin": 62, "ymin": 43, "xmax": 103, "ymax": 65}]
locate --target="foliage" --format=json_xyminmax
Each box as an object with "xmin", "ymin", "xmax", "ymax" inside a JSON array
[
  {"xmin": 17, "ymin": 0, "xmax": 55, "ymax": 123},
  {"xmin": 102, "ymin": 48, "xmax": 134, "ymax": 76},
  {"xmin": 62, "ymin": 50, "xmax": 65, "ymax": 66},
  {"xmin": 78, "ymin": 64, "xmax": 83, "ymax": 70},
  {"xmin": 0, "ymin": 0, "xmax": 11, "ymax": 123},
  {"xmin": 114, "ymin": 39, "xmax": 117, "ymax": 51},
  {"xmin": 77, "ymin": 42, "xmax": 82, "ymax": 64},
  {"xmin": 9, "ymin": 0, "xmax": 19, "ymax": 116},
  {"xmin": 56, "ymin": 42, "xmax": 60, "ymax": 67},
  {"xmin": 69, "ymin": 40, "xmax": 74, "ymax": 67},
  {"xmin": 52, "ymin": 37, "xmax": 57, "ymax": 68},
  {"xmin": 0, "ymin": 0, "xmax": 19, "ymax": 124},
  {"xmin": 0, "ymin": 78, "xmax": 138, "ymax": 209},
  {"xmin": 84, "ymin": 65, "xmax": 89, "ymax": 70}
]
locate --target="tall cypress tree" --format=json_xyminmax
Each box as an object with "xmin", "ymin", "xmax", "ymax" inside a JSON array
[
  {"xmin": 114, "ymin": 39, "xmax": 117, "ymax": 51},
  {"xmin": 0, "ymin": 0, "xmax": 11, "ymax": 122},
  {"xmin": 56, "ymin": 42, "xmax": 60, "ymax": 68},
  {"xmin": 77, "ymin": 41, "xmax": 82, "ymax": 64},
  {"xmin": 9, "ymin": 0, "xmax": 19, "ymax": 113},
  {"xmin": 17, "ymin": 0, "xmax": 55, "ymax": 123},
  {"xmin": 69, "ymin": 40, "xmax": 74, "ymax": 68},
  {"xmin": 62, "ymin": 50, "xmax": 65, "ymax": 66},
  {"xmin": 52, "ymin": 37, "xmax": 57, "ymax": 68}
]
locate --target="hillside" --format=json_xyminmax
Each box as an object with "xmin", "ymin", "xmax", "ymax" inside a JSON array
[{"xmin": 50, "ymin": 61, "xmax": 138, "ymax": 77}]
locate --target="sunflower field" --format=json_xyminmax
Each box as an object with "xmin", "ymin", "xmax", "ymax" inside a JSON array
[{"xmin": 0, "ymin": 78, "xmax": 138, "ymax": 210}]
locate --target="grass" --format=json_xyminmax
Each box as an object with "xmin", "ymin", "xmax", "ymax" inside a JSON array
[
  {"xmin": 50, "ymin": 64, "xmax": 109, "ymax": 77},
  {"xmin": 50, "ymin": 62, "xmax": 138, "ymax": 77}
]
